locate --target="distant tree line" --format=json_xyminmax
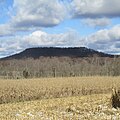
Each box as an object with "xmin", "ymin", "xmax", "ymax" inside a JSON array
[{"xmin": 0, "ymin": 56, "xmax": 120, "ymax": 79}]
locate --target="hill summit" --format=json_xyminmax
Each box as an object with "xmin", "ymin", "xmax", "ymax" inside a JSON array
[{"xmin": 1, "ymin": 47, "xmax": 115, "ymax": 60}]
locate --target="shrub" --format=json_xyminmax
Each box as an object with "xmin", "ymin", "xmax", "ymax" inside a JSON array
[
  {"xmin": 111, "ymin": 88, "xmax": 120, "ymax": 108},
  {"xmin": 23, "ymin": 70, "xmax": 29, "ymax": 78}
]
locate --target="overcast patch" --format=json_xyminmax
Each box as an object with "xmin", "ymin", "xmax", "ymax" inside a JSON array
[{"xmin": 115, "ymin": 42, "xmax": 120, "ymax": 48}]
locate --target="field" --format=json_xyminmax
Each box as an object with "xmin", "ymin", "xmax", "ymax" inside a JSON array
[
  {"xmin": 1, "ymin": 94, "xmax": 120, "ymax": 120},
  {"xmin": 0, "ymin": 76, "xmax": 120, "ymax": 119}
]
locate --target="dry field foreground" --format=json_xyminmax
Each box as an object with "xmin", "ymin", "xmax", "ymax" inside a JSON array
[
  {"xmin": 1, "ymin": 94, "xmax": 120, "ymax": 120},
  {"xmin": 0, "ymin": 77, "xmax": 120, "ymax": 120},
  {"xmin": 0, "ymin": 76, "xmax": 120, "ymax": 104}
]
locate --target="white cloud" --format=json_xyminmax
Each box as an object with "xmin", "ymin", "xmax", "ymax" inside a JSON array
[
  {"xmin": 0, "ymin": 24, "xmax": 13, "ymax": 36},
  {"xmin": 0, "ymin": 0, "xmax": 67, "ymax": 36},
  {"xmin": 1, "ymin": 0, "xmax": 120, "ymax": 36},
  {"xmin": 82, "ymin": 18, "xmax": 111, "ymax": 27},
  {"xmin": 0, "ymin": 30, "xmax": 81, "ymax": 57},
  {"xmin": 0, "ymin": 0, "xmax": 120, "ymax": 56},
  {"xmin": 0, "ymin": 36, "xmax": 22, "ymax": 57},
  {"xmin": 0, "ymin": 48, "xmax": 6, "ymax": 52},
  {"xmin": 0, "ymin": 25, "xmax": 120, "ymax": 58},
  {"xmin": 12, "ymin": 0, "xmax": 66, "ymax": 28},
  {"xmin": 84, "ymin": 25, "xmax": 120, "ymax": 54},
  {"xmin": 72, "ymin": 0, "xmax": 120, "ymax": 18},
  {"xmin": 23, "ymin": 30, "xmax": 81, "ymax": 47}
]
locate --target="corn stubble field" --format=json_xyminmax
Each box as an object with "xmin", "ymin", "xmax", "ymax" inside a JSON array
[{"xmin": 0, "ymin": 76, "xmax": 120, "ymax": 120}]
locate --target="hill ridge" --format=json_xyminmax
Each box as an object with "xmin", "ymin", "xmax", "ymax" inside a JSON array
[{"xmin": 1, "ymin": 47, "xmax": 116, "ymax": 60}]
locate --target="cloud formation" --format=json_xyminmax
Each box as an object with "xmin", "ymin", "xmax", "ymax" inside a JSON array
[
  {"xmin": 0, "ymin": 30, "xmax": 81, "ymax": 57},
  {"xmin": 0, "ymin": 24, "xmax": 15, "ymax": 36},
  {"xmin": 12, "ymin": 0, "xmax": 66, "ymax": 28},
  {"xmin": 0, "ymin": 0, "xmax": 120, "ymax": 57},
  {"xmin": 72, "ymin": 0, "xmax": 120, "ymax": 18},
  {"xmin": 0, "ymin": 24, "xmax": 120, "ymax": 58},
  {"xmin": 1, "ymin": 0, "xmax": 120, "ymax": 36},
  {"xmin": 85, "ymin": 25, "xmax": 120, "ymax": 54},
  {"xmin": 82, "ymin": 18, "xmax": 111, "ymax": 27},
  {"xmin": 23, "ymin": 30, "xmax": 81, "ymax": 47},
  {"xmin": 0, "ymin": 0, "xmax": 67, "ymax": 36}
]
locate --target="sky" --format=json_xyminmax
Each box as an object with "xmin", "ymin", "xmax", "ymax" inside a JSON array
[{"xmin": 0, "ymin": 0, "xmax": 120, "ymax": 58}]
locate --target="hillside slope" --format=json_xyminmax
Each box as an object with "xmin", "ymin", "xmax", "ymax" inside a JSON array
[{"xmin": 1, "ymin": 47, "xmax": 115, "ymax": 60}]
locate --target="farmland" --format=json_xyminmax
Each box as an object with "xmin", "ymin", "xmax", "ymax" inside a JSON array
[
  {"xmin": 1, "ymin": 94, "xmax": 120, "ymax": 120},
  {"xmin": 0, "ymin": 76, "xmax": 120, "ymax": 119},
  {"xmin": 0, "ymin": 77, "xmax": 120, "ymax": 104}
]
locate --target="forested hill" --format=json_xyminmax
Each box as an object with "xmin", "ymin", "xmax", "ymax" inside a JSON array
[{"xmin": 1, "ymin": 47, "xmax": 116, "ymax": 60}]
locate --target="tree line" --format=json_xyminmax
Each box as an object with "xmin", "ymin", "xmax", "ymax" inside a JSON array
[{"xmin": 0, "ymin": 56, "xmax": 120, "ymax": 79}]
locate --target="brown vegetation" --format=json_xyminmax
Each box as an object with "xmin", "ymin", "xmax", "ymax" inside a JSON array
[
  {"xmin": 0, "ymin": 77, "xmax": 120, "ymax": 104},
  {"xmin": 1, "ymin": 94, "xmax": 120, "ymax": 120}
]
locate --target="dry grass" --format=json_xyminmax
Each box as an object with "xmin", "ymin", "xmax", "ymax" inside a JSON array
[
  {"xmin": 1, "ymin": 94, "xmax": 120, "ymax": 120},
  {"xmin": 0, "ymin": 76, "xmax": 120, "ymax": 104},
  {"xmin": 0, "ymin": 76, "xmax": 120, "ymax": 119}
]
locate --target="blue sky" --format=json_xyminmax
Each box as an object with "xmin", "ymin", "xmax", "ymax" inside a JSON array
[{"xmin": 0, "ymin": 0, "xmax": 120, "ymax": 57}]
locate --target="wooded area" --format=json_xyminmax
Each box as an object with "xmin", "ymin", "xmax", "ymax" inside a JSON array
[{"xmin": 0, "ymin": 56, "xmax": 120, "ymax": 79}]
